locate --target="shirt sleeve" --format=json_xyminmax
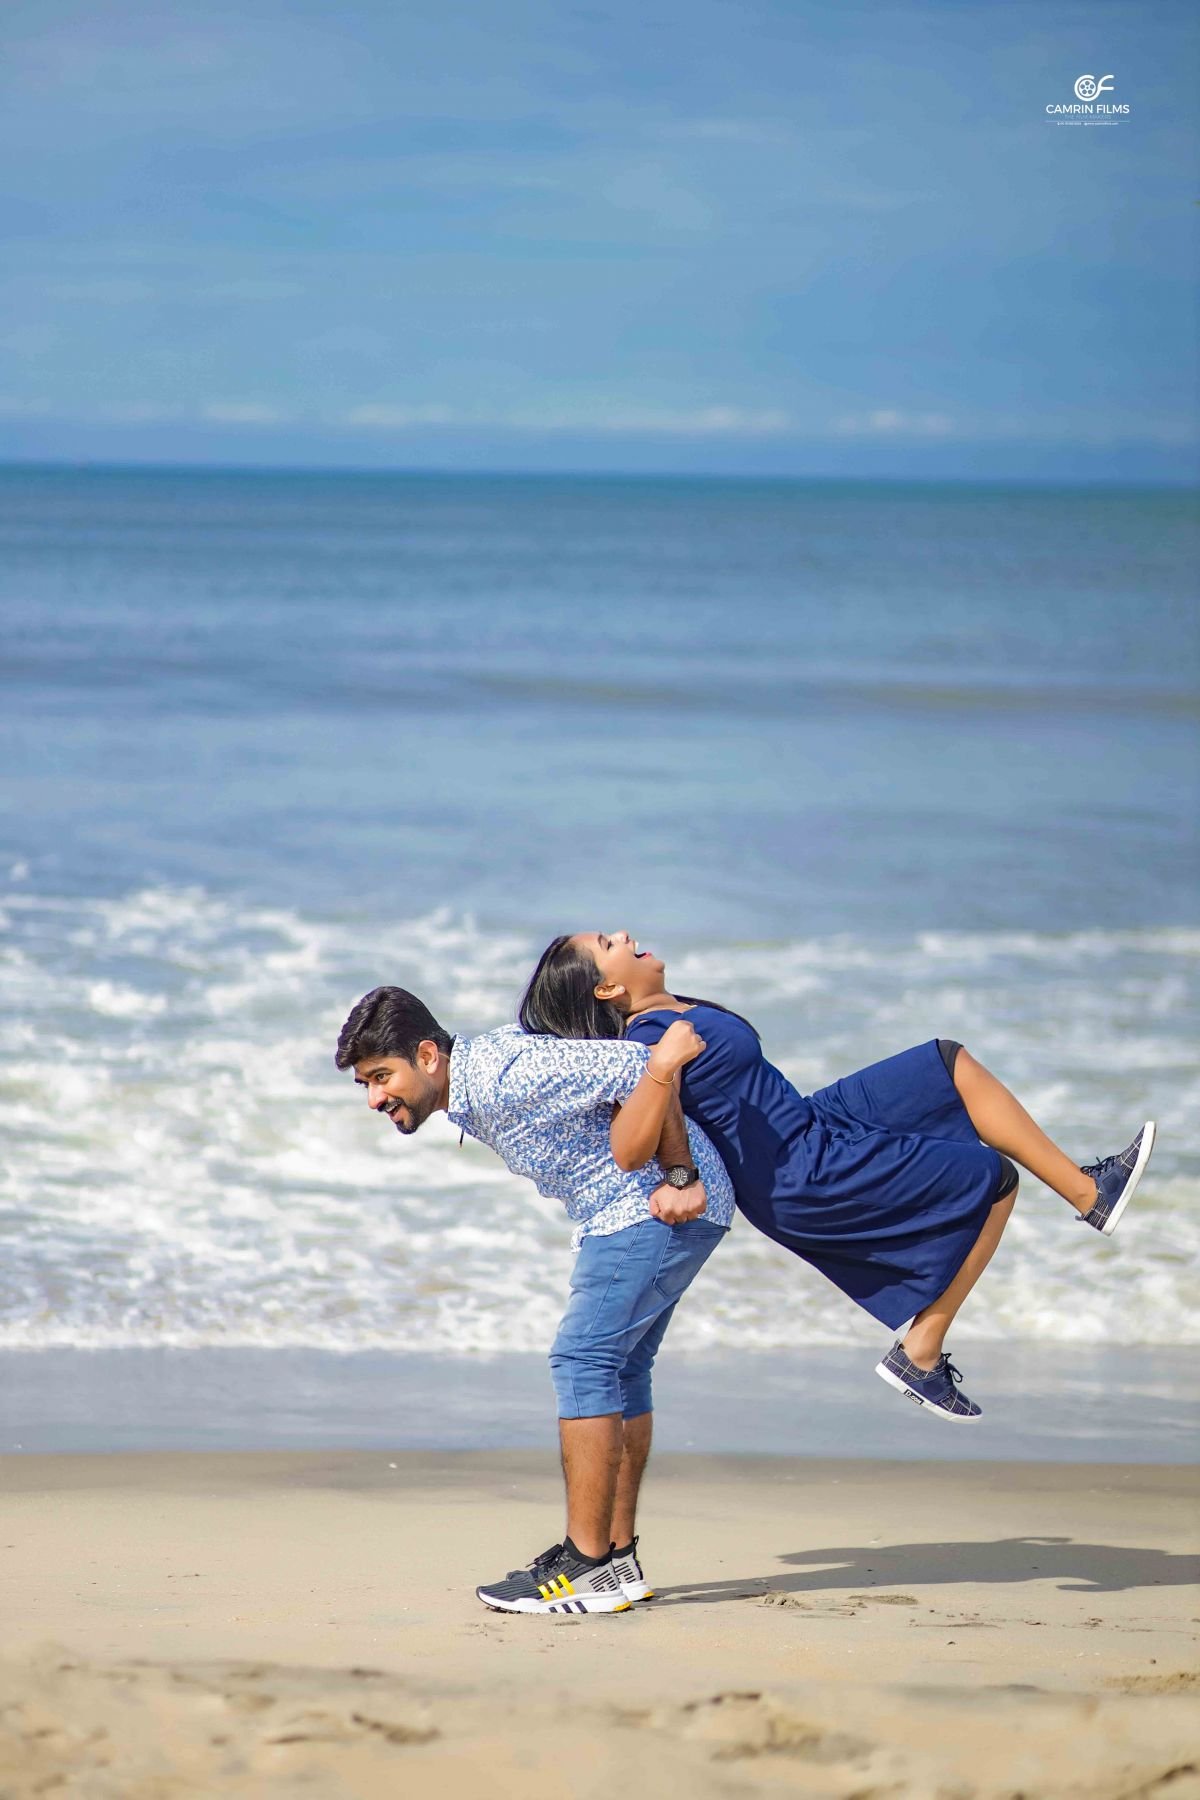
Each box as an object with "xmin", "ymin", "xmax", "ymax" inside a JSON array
[{"xmin": 493, "ymin": 1035, "xmax": 649, "ymax": 1123}]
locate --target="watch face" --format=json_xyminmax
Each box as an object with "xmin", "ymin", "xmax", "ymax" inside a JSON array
[{"xmin": 665, "ymin": 1166, "xmax": 693, "ymax": 1188}]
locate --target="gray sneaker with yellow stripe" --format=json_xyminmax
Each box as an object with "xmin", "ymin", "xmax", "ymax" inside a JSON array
[
  {"xmin": 611, "ymin": 1536, "xmax": 654, "ymax": 1602},
  {"xmin": 475, "ymin": 1537, "xmax": 632, "ymax": 1614}
]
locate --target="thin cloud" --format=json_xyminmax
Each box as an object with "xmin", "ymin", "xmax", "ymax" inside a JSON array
[
  {"xmin": 834, "ymin": 409, "xmax": 956, "ymax": 439},
  {"xmin": 48, "ymin": 279, "xmax": 159, "ymax": 305},
  {"xmin": 654, "ymin": 117, "xmax": 796, "ymax": 147},
  {"xmin": 43, "ymin": 274, "xmax": 304, "ymax": 306},
  {"xmin": 342, "ymin": 404, "xmax": 459, "ymax": 427},
  {"xmin": 598, "ymin": 161, "xmax": 714, "ymax": 233},
  {"xmin": 107, "ymin": 403, "xmax": 178, "ymax": 423},
  {"xmin": 203, "ymin": 280, "xmax": 305, "ymax": 303},
  {"xmin": 521, "ymin": 405, "xmax": 793, "ymax": 437},
  {"xmin": 201, "ymin": 402, "xmax": 290, "ymax": 425},
  {"xmin": 338, "ymin": 403, "xmax": 794, "ymax": 437}
]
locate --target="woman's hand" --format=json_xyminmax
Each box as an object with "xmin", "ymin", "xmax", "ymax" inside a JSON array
[{"xmin": 647, "ymin": 1020, "xmax": 706, "ymax": 1082}]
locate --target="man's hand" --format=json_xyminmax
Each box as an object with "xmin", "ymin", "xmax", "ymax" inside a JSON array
[{"xmin": 648, "ymin": 1178, "xmax": 708, "ymax": 1225}]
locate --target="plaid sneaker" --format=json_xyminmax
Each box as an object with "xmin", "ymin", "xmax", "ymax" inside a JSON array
[
  {"xmin": 875, "ymin": 1342, "xmax": 981, "ymax": 1423},
  {"xmin": 1078, "ymin": 1121, "xmax": 1156, "ymax": 1236},
  {"xmin": 476, "ymin": 1537, "xmax": 632, "ymax": 1615},
  {"xmin": 611, "ymin": 1536, "xmax": 654, "ymax": 1603}
]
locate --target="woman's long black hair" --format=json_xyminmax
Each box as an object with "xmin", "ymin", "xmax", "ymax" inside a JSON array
[{"xmin": 518, "ymin": 935, "xmax": 759, "ymax": 1042}]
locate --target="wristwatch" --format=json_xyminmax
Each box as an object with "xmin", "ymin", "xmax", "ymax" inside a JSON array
[{"xmin": 662, "ymin": 1164, "xmax": 700, "ymax": 1190}]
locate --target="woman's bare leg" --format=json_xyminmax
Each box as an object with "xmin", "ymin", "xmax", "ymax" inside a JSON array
[
  {"xmin": 899, "ymin": 1044, "xmax": 1095, "ymax": 1368},
  {"xmin": 952, "ymin": 1048, "xmax": 1096, "ymax": 1211},
  {"xmin": 903, "ymin": 1189, "xmax": 1017, "ymax": 1368}
]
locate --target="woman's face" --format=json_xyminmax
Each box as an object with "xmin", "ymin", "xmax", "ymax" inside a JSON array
[{"xmin": 572, "ymin": 930, "xmax": 666, "ymax": 1003}]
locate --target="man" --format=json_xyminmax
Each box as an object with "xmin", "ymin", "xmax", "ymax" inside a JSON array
[{"xmin": 334, "ymin": 984, "xmax": 734, "ymax": 1615}]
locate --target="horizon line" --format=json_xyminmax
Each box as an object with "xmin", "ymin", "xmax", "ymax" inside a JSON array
[{"xmin": 1, "ymin": 456, "xmax": 1197, "ymax": 495}]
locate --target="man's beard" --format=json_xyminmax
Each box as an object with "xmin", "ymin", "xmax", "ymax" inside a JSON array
[{"xmin": 391, "ymin": 1091, "xmax": 438, "ymax": 1134}]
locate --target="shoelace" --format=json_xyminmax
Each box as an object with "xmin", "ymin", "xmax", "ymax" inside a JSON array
[
  {"xmin": 1081, "ymin": 1140, "xmax": 1136, "ymax": 1182},
  {"xmin": 900, "ymin": 1350, "xmax": 962, "ymax": 1386},
  {"xmin": 1075, "ymin": 1150, "xmax": 1117, "ymax": 1222},
  {"xmin": 510, "ymin": 1542, "xmax": 563, "ymax": 1581}
]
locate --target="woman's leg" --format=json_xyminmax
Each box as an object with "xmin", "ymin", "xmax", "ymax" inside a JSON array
[
  {"xmin": 951, "ymin": 1047, "xmax": 1096, "ymax": 1212},
  {"xmin": 901, "ymin": 1041, "xmax": 1101, "ymax": 1367},
  {"xmin": 903, "ymin": 1187, "xmax": 1017, "ymax": 1368}
]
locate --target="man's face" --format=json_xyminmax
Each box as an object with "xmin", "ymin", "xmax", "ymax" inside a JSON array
[{"xmin": 354, "ymin": 1046, "xmax": 444, "ymax": 1135}]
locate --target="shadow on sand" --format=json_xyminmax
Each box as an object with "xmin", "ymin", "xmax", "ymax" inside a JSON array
[{"xmin": 653, "ymin": 1535, "xmax": 1200, "ymax": 1606}]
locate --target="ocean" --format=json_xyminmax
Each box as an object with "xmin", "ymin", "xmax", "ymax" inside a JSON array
[{"xmin": 1, "ymin": 466, "xmax": 1197, "ymax": 1450}]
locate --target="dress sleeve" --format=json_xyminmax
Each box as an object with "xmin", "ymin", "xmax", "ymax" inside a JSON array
[
  {"xmin": 624, "ymin": 1015, "xmax": 667, "ymax": 1051},
  {"xmin": 493, "ymin": 1036, "xmax": 649, "ymax": 1122},
  {"xmin": 628, "ymin": 1009, "xmax": 727, "ymax": 1115}
]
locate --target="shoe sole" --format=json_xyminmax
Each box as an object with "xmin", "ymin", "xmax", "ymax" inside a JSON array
[
  {"xmin": 476, "ymin": 1591, "xmax": 632, "ymax": 1615},
  {"xmin": 875, "ymin": 1361, "xmax": 981, "ymax": 1423},
  {"xmin": 620, "ymin": 1580, "xmax": 655, "ymax": 1602},
  {"xmin": 1098, "ymin": 1120, "xmax": 1156, "ymax": 1236}
]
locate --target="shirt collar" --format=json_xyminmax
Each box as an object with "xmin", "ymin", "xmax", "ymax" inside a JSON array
[{"xmin": 446, "ymin": 1034, "xmax": 474, "ymax": 1136}]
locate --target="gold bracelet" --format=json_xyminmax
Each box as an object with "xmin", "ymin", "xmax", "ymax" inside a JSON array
[{"xmin": 645, "ymin": 1068, "xmax": 675, "ymax": 1087}]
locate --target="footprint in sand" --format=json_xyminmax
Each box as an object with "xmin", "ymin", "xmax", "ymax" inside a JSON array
[
  {"xmin": 662, "ymin": 1692, "xmax": 874, "ymax": 1765},
  {"xmin": 847, "ymin": 1593, "xmax": 918, "ymax": 1606},
  {"xmin": 754, "ymin": 1592, "xmax": 917, "ymax": 1612},
  {"xmin": 1107, "ymin": 1670, "xmax": 1200, "ymax": 1697},
  {"xmin": 755, "ymin": 1595, "xmax": 858, "ymax": 1616}
]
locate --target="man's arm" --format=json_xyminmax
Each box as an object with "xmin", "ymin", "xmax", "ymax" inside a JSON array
[
  {"xmin": 654, "ymin": 1086, "xmax": 694, "ymax": 1172},
  {"xmin": 645, "ymin": 1085, "xmax": 708, "ymax": 1224},
  {"xmin": 609, "ymin": 1020, "xmax": 706, "ymax": 1171}
]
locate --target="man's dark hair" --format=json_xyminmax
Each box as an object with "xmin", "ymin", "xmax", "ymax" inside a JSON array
[{"xmin": 334, "ymin": 986, "xmax": 453, "ymax": 1069}]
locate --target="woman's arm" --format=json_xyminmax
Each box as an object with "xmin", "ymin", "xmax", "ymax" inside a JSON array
[{"xmin": 610, "ymin": 1019, "xmax": 706, "ymax": 1171}]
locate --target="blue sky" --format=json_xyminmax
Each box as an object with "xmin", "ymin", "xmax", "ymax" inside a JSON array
[{"xmin": 1, "ymin": 0, "xmax": 1196, "ymax": 480}]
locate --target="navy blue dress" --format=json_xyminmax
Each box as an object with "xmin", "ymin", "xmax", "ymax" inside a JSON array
[{"xmin": 624, "ymin": 1006, "xmax": 1005, "ymax": 1330}]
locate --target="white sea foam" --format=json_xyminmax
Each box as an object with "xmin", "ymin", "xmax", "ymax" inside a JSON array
[{"xmin": 1, "ymin": 884, "xmax": 1196, "ymax": 1352}]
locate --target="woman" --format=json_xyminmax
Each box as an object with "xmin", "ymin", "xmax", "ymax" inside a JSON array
[{"xmin": 518, "ymin": 930, "xmax": 1157, "ymax": 1423}]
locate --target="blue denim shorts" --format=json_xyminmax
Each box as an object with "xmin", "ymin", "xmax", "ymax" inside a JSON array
[{"xmin": 548, "ymin": 1216, "xmax": 728, "ymax": 1420}]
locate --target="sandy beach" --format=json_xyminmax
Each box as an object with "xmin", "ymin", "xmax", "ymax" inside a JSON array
[{"xmin": 1, "ymin": 1449, "xmax": 1196, "ymax": 1797}]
